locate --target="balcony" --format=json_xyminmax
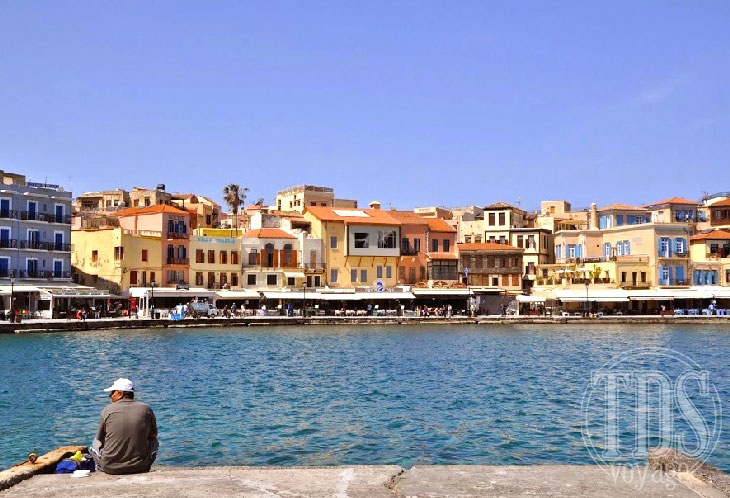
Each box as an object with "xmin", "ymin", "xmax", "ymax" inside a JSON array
[
  {"xmin": 44, "ymin": 214, "xmax": 72, "ymax": 224},
  {"xmin": 4, "ymin": 211, "xmax": 72, "ymax": 224},
  {"xmin": 301, "ymin": 263, "xmax": 326, "ymax": 272},
  {"xmin": 16, "ymin": 270, "xmax": 70, "ymax": 279},
  {"xmin": 51, "ymin": 243, "xmax": 73, "ymax": 252},
  {"xmin": 658, "ymin": 252, "xmax": 689, "ymax": 259},
  {"xmin": 166, "ymin": 257, "xmax": 189, "ymax": 265},
  {"xmin": 620, "ymin": 280, "xmax": 652, "ymax": 289},
  {"xmin": 0, "ymin": 210, "xmax": 18, "ymax": 220},
  {"xmin": 19, "ymin": 211, "xmax": 40, "ymax": 221},
  {"xmin": 20, "ymin": 240, "xmax": 50, "ymax": 250},
  {"xmin": 401, "ymin": 247, "xmax": 420, "ymax": 256},
  {"xmin": 0, "ymin": 239, "xmax": 18, "ymax": 249},
  {"xmin": 167, "ymin": 231, "xmax": 189, "ymax": 239}
]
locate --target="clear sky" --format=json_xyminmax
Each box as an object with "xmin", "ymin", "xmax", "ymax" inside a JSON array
[{"xmin": 1, "ymin": 1, "xmax": 729, "ymax": 211}]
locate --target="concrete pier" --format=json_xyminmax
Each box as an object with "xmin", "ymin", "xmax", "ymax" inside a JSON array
[
  {"xmin": 0, "ymin": 464, "xmax": 723, "ymax": 497},
  {"xmin": 1, "ymin": 314, "xmax": 730, "ymax": 334}
]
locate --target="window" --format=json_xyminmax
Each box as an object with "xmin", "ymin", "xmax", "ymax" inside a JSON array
[
  {"xmin": 511, "ymin": 274, "xmax": 519, "ymax": 287},
  {"xmin": 150, "ymin": 272, "xmax": 155, "ymax": 284},
  {"xmin": 231, "ymin": 274, "xmax": 238, "ymax": 286},
  {"xmin": 247, "ymin": 274, "xmax": 256, "ymax": 285},
  {"xmin": 377, "ymin": 230, "xmax": 397, "ymax": 249},
  {"xmin": 330, "ymin": 269, "xmax": 338, "ymax": 283},
  {"xmin": 413, "ymin": 238, "xmax": 420, "ymax": 253},
  {"xmin": 527, "ymin": 235, "xmax": 536, "ymax": 249},
  {"xmin": 330, "ymin": 236, "xmax": 338, "ymax": 249},
  {"xmin": 498, "ymin": 212, "xmax": 505, "ymax": 225},
  {"xmin": 616, "ymin": 215, "xmax": 624, "ymax": 226},
  {"xmin": 408, "ymin": 268, "xmax": 416, "ymax": 283},
  {"xmin": 220, "ymin": 273, "xmax": 228, "ymax": 286},
  {"xmin": 432, "ymin": 238, "xmax": 439, "ymax": 252},
  {"xmin": 621, "ymin": 272, "xmax": 627, "ymax": 283},
  {"xmin": 351, "ymin": 269, "xmax": 357, "ymax": 282},
  {"xmin": 443, "ymin": 240, "xmax": 450, "ymax": 252},
  {"xmin": 475, "ymin": 255, "xmax": 483, "ymax": 268},
  {"xmin": 386, "ymin": 266, "xmax": 392, "ymax": 278},
  {"xmin": 488, "ymin": 213, "xmax": 495, "ymax": 226},
  {"xmin": 231, "ymin": 251, "xmax": 239, "ymax": 265},
  {"xmin": 659, "ymin": 237, "xmax": 671, "ymax": 257},
  {"xmin": 465, "ymin": 236, "xmax": 472, "ymax": 243},
  {"xmin": 208, "ymin": 250, "xmax": 215, "ymax": 264},
  {"xmin": 354, "ymin": 233, "xmax": 369, "ymax": 248},
  {"xmin": 220, "ymin": 251, "xmax": 228, "ymax": 264},
  {"xmin": 195, "ymin": 272, "xmax": 203, "ymax": 285},
  {"xmin": 487, "ymin": 256, "xmax": 495, "ymax": 267},
  {"xmin": 641, "ymin": 272, "xmax": 647, "ymax": 283},
  {"xmin": 491, "ymin": 277, "xmax": 499, "ymax": 286},
  {"xmin": 474, "ymin": 235, "xmax": 482, "ymax": 243},
  {"xmin": 360, "ymin": 269, "xmax": 368, "ymax": 283},
  {"xmin": 527, "ymin": 262, "xmax": 535, "ymax": 275},
  {"xmin": 501, "ymin": 274, "xmax": 509, "ymax": 286},
  {"xmin": 114, "ymin": 246, "xmax": 124, "ymax": 261},
  {"xmin": 196, "ymin": 249, "xmax": 204, "ymax": 263},
  {"xmin": 287, "ymin": 277, "xmax": 295, "ymax": 286},
  {"xmin": 675, "ymin": 238, "xmax": 686, "ymax": 255},
  {"xmin": 419, "ymin": 266, "xmax": 425, "ymax": 281},
  {"xmin": 399, "ymin": 266, "xmax": 406, "ymax": 281},
  {"xmin": 141, "ymin": 249, "xmax": 148, "ymax": 262},
  {"xmin": 402, "ymin": 238, "xmax": 410, "ymax": 253},
  {"xmin": 499, "ymin": 235, "xmax": 506, "ymax": 244},
  {"xmin": 130, "ymin": 271, "xmax": 138, "ymax": 285},
  {"xmin": 517, "ymin": 235, "xmax": 523, "ymax": 248},
  {"xmin": 267, "ymin": 274, "xmax": 277, "ymax": 285},
  {"xmin": 377, "ymin": 266, "xmax": 383, "ymax": 279},
  {"xmin": 283, "ymin": 244, "xmax": 292, "ymax": 265},
  {"xmin": 92, "ymin": 250, "xmax": 98, "ymax": 263},
  {"xmin": 248, "ymin": 249, "xmax": 258, "ymax": 265}
]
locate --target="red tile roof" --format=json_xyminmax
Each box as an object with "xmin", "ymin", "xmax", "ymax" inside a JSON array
[
  {"xmin": 425, "ymin": 217, "xmax": 456, "ymax": 233},
  {"xmin": 645, "ymin": 197, "xmax": 698, "ymax": 207},
  {"xmin": 457, "ymin": 242, "xmax": 523, "ymax": 252},
  {"xmin": 242, "ymin": 228, "xmax": 296, "ymax": 239},
  {"xmin": 305, "ymin": 206, "xmax": 401, "ymax": 225},
  {"xmin": 115, "ymin": 205, "xmax": 189, "ymax": 217},
  {"xmin": 429, "ymin": 252, "xmax": 459, "ymax": 260},
  {"xmin": 599, "ymin": 203, "xmax": 647, "ymax": 212},
  {"xmin": 711, "ymin": 198, "xmax": 730, "ymax": 207},
  {"xmin": 690, "ymin": 230, "xmax": 730, "ymax": 242},
  {"xmin": 387, "ymin": 210, "xmax": 429, "ymax": 225},
  {"xmin": 484, "ymin": 201, "xmax": 525, "ymax": 211}
]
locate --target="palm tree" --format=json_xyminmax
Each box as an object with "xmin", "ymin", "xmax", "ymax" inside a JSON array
[{"xmin": 222, "ymin": 184, "xmax": 249, "ymax": 230}]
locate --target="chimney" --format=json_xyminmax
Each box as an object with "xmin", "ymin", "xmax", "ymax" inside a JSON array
[
  {"xmin": 590, "ymin": 202, "xmax": 598, "ymax": 230},
  {"xmin": 369, "ymin": 200, "xmax": 381, "ymax": 210}
]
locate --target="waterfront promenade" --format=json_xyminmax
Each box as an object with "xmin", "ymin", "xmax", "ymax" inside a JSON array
[{"xmin": 1, "ymin": 313, "xmax": 730, "ymax": 334}]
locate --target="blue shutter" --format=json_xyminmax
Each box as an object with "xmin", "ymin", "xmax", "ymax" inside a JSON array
[
  {"xmin": 625, "ymin": 240, "xmax": 631, "ymax": 255},
  {"xmin": 693, "ymin": 270, "xmax": 700, "ymax": 285},
  {"xmin": 668, "ymin": 266, "xmax": 674, "ymax": 285},
  {"xmin": 675, "ymin": 266, "xmax": 684, "ymax": 284}
]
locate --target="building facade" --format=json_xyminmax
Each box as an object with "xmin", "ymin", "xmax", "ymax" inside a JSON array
[{"xmin": 457, "ymin": 242, "xmax": 524, "ymax": 293}]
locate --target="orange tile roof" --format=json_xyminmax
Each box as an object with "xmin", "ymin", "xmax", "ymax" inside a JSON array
[
  {"xmin": 305, "ymin": 206, "xmax": 401, "ymax": 225},
  {"xmin": 690, "ymin": 230, "xmax": 730, "ymax": 242},
  {"xmin": 429, "ymin": 252, "xmax": 459, "ymax": 260},
  {"xmin": 711, "ymin": 198, "xmax": 730, "ymax": 207},
  {"xmin": 387, "ymin": 210, "xmax": 429, "ymax": 225},
  {"xmin": 242, "ymin": 228, "xmax": 296, "ymax": 239},
  {"xmin": 599, "ymin": 203, "xmax": 647, "ymax": 212},
  {"xmin": 484, "ymin": 201, "xmax": 524, "ymax": 211},
  {"xmin": 645, "ymin": 197, "xmax": 698, "ymax": 207},
  {"xmin": 457, "ymin": 242, "xmax": 523, "ymax": 252},
  {"xmin": 425, "ymin": 217, "xmax": 456, "ymax": 233},
  {"xmin": 115, "ymin": 204, "xmax": 189, "ymax": 217}
]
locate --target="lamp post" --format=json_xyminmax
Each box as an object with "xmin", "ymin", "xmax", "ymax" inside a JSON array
[
  {"xmin": 150, "ymin": 281, "xmax": 156, "ymax": 319},
  {"xmin": 10, "ymin": 274, "xmax": 15, "ymax": 322},
  {"xmin": 302, "ymin": 281, "xmax": 307, "ymax": 318},
  {"xmin": 584, "ymin": 277, "xmax": 590, "ymax": 318}
]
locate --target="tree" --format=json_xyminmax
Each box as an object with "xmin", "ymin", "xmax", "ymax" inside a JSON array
[{"xmin": 222, "ymin": 184, "xmax": 249, "ymax": 230}]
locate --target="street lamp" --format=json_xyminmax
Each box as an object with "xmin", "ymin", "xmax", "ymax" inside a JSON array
[
  {"xmin": 584, "ymin": 277, "xmax": 590, "ymax": 318},
  {"xmin": 10, "ymin": 274, "xmax": 15, "ymax": 322},
  {"xmin": 150, "ymin": 281, "xmax": 156, "ymax": 319},
  {"xmin": 302, "ymin": 280, "xmax": 307, "ymax": 318}
]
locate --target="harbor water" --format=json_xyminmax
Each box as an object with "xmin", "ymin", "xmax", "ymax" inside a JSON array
[{"xmin": 1, "ymin": 324, "xmax": 728, "ymax": 471}]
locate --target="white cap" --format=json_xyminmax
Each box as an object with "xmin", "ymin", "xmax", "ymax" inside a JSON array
[{"xmin": 103, "ymin": 378, "xmax": 134, "ymax": 392}]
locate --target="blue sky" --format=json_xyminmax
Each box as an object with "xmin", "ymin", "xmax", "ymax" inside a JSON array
[{"xmin": 1, "ymin": 1, "xmax": 729, "ymax": 211}]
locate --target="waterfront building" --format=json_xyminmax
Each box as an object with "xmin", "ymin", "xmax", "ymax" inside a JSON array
[
  {"xmin": 240, "ymin": 228, "xmax": 302, "ymax": 290},
  {"xmin": 303, "ymin": 205, "xmax": 400, "ymax": 289},
  {"xmin": 172, "ymin": 194, "xmax": 221, "ymax": 229},
  {"xmin": 707, "ymin": 198, "xmax": 730, "ymax": 229},
  {"xmin": 689, "ymin": 229, "xmax": 730, "ymax": 286},
  {"xmin": 535, "ymin": 200, "xmax": 588, "ymax": 232},
  {"xmin": 74, "ymin": 189, "xmax": 130, "ymax": 214},
  {"xmin": 190, "ymin": 228, "xmax": 242, "ymax": 289},
  {"xmin": 481, "ymin": 202, "xmax": 528, "ymax": 244},
  {"xmin": 129, "ymin": 186, "xmax": 173, "ymax": 208},
  {"xmin": 413, "ymin": 206, "xmax": 454, "ymax": 221},
  {"xmin": 510, "ymin": 227, "xmax": 553, "ymax": 289},
  {"xmin": 457, "ymin": 242, "xmax": 524, "ymax": 292},
  {"xmin": 644, "ymin": 197, "xmax": 702, "ymax": 224},
  {"xmin": 275, "ymin": 185, "xmax": 357, "ymax": 213},
  {"xmin": 0, "ymin": 170, "xmax": 73, "ymax": 314},
  {"xmin": 114, "ymin": 204, "xmax": 191, "ymax": 287},
  {"xmin": 454, "ymin": 206, "xmax": 484, "ymax": 243}
]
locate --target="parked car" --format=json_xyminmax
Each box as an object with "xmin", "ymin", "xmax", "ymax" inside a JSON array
[{"xmin": 189, "ymin": 302, "xmax": 218, "ymax": 318}]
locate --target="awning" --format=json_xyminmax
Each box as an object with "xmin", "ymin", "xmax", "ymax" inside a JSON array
[
  {"xmin": 215, "ymin": 289, "xmax": 261, "ymax": 300},
  {"xmin": 412, "ymin": 289, "xmax": 474, "ymax": 296},
  {"xmin": 315, "ymin": 293, "xmax": 363, "ymax": 301},
  {"xmin": 516, "ymin": 295, "xmax": 546, "ymax": 303},
  {"xmin": 127, "ymin": 287, "xmax": 216, "ymax": 299},
  {"xmin": 263, "ymin": 291, "xmax": 306, "ymax": 300},
  {"xmin": 359, "ymin": 292, "xmax": 415, "ymax": 300},
  {"xmin": 312, "ymin": 291, "xmax": 415, "ymax": 300},
  {"xmin": 0, "ymin": 285, "xmax": 40, "ymax": 295},
  {"xmin": 554, "ymin": 289, "xmax": 630, "ymax": 302},
  {"xmin": 283, "ymin": 271, "xmax": 306, "ymax": 279}
]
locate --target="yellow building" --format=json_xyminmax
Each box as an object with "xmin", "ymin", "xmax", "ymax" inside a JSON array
[
  {"xmin": 189, "ymin": 228, "xmax": 242, "ymax": 289},
  {"xmin": 172, "ymin": 194, "xmax": 221, "ymax": 229},
  {"xmin": 72, "ymin": 227, "xmax": 162, "ymax": 294},
  {"xmin": 303, "ymin": 206, "xmax": 400, "ymax": 289},
  {"xmin": 690, "ymin": 229, "xmax": 730, "ymax": 286}
]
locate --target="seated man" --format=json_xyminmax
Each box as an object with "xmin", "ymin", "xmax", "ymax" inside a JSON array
[{"xmin": 90, "ymin": 378, "xmax": 158, "ymax": 474}]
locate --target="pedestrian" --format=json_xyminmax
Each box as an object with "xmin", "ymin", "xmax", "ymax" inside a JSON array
[
  {"xmin": 447, "ymin": 304, "xmax": 452, "ymax": 318},
  {"xmin": 91, "ymin": 378, "xmax": 158, "ymax": 475},
  {"xmin": 231, "ymin": 302, "xmax": 237, "ymax": 317}
]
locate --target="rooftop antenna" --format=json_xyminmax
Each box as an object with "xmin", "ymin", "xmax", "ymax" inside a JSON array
[{"xmin": 516, "ymin": 196, "xmax": 521, "ymax": 207}]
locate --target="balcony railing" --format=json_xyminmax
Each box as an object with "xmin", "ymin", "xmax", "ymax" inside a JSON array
[
  {"xmin": 51, "ymin": 243, "xmax": 73, "ymax": 252},
  {"xmin": 0, "ymin": 239, "xmax": 18, "ymax": 249},
  {"xmin": 16, "ymin": 270, "xmax": 72, "ymax": 279},
  {"xmin": 620, "ymin": 281, "xmax": 652, "ymax": 289},
  {"xmin": 20, "ymin": 240, "xmax": 49, "ymax": 250},
  {"xmin": 658, "ymin": 252, "xmax": 688, "ymax": 259},
  {"xmin": 167, "ymin": 232, "xmax": 189, "ymax": 239},
  {"xmin": 0, "ymin": 211, "xmax": 71, "ymax": 224},
  {"xmin": 166, "ymin": 257, "xmax": 189, "ymax": 265},
  {"xmin": 401, "ymin": 248, "xmax": 420, "ymax": 256},
  {"xmin": 0, "ymin": 210, "xmax": 18, "ymax": 220},
  {"xmin": 301, "ymin": 263, "xmax": 326, "ymax": 271}
]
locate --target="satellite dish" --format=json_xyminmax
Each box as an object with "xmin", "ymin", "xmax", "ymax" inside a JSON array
[{"xmin": 255, "ymin": 198, "xmax": 265, "ymax": 206}]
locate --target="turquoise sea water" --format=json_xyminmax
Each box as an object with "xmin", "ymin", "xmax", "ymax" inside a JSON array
[{"xmin": 0, "ymin": 324, "xmax": 728, "ymax": 471}]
